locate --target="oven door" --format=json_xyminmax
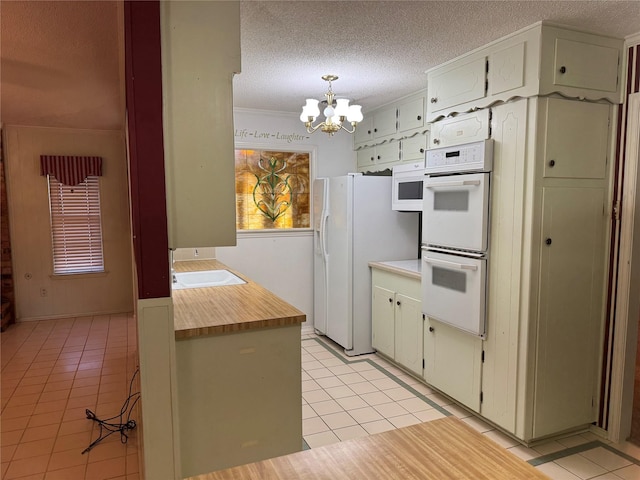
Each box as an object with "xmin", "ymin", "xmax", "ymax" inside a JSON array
[
  {"xmin": 423, "ymin": 172, "xmax": 490, "ymax": 251},
  {"xmin": 421, "ymin": 249, "xmax": 486, "ymax": 336}
]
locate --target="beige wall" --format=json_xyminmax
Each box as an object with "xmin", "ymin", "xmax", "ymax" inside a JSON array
[{"xmin": 4, "ymin": 126, "xmax": 133, "ymax": 320}]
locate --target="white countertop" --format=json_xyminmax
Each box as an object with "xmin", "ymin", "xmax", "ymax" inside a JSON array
[{"xmin": 368, "ymin": 259, "xmax": 421, "ymax": 279}]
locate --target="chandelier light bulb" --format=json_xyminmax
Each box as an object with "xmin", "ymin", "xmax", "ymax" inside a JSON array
[
  {"xmin": 347, "ymin": 105, "xmax": 363, "ymax": 123},
  {"xmin": 305, "ymin": 99, "xmax": 320, "ymax": 119},
  {"xmin": 324, "ymin": 105, "xmax": 335, "ymax": 119},
  {"xmin": 334, "ymin": 98, "xmax": 350, "ymax": 118}
]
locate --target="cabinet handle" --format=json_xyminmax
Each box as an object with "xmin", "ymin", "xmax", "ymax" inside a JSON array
[
  {"xmin": 546, "ymin": 238, "xmax": 552, "ymax": 246},
  {"xmin": 559, "ymin": 66, "xmax": 567, "ymax": 74},
  {"xmin": 430, "ymin": 97, "xmax": 438, "ymax": 103},
  {"xmin": 388, "ymin": 298, "xmax": 393, "ymax": 303},
  {"xmin": 417, "ymin": 115, "xmax": 422, "ymax": 121},
  {"xmin": 549, "ymin": 159, "xmax": 556, "ymax": 167},
  {"xmin": 419, "ymin": 148, "xmax": 425, "ymax": 153},
  {"xmin": 396, "ymin": 301, "xmax": 401, "ymax": 306},
  {"xmin": 429, "ymin": 326, "xmax": 435, "ymax": 332},
  {"xmin": 433, "ymin": 138, "xmax": 440, "ymax": 145}
]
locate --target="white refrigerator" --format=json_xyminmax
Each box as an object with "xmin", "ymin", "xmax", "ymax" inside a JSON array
[{"xmin": 313, "ymin": 174, "xmax": 419, "ymax": 356}]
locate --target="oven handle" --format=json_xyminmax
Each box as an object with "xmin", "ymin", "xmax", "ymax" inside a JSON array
[
  {"xmin": 424, "ymin": 179, "xmax": 481, "ymax": 189},
  {"xmin": 423, "ymin": 257, "xmax": 478, "ymax": 271}
]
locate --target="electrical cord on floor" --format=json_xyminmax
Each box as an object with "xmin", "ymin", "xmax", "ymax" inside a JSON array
[{"xmin": 81, "ymin": 367, "xmax": 141, "ymax": 454}]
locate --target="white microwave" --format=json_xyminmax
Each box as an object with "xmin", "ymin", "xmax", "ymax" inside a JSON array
[{"xmin": 392, "ymin": 162, "xmax": 425, "ymax": 211}]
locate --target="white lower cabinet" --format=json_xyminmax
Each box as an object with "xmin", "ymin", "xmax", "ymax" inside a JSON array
[
  {"xmin": 423, "ymin": 318, "xmax": 483, "ymax": 412},
  {"xmin": 371, "ymin": 267, "xmax": 422, "ymax": 376}
]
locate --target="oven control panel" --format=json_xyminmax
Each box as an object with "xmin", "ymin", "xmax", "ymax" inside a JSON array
[{"xmin": 425, "ymin": 139, "xmax": 493, "ymax": 174}]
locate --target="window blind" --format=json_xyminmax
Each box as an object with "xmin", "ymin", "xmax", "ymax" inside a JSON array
[{"xmin": 48, "ymin": 176, "xmax": 104, "ymax": 274}]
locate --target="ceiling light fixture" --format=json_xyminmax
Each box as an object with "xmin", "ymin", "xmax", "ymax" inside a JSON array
[{"xmin": 300, "ymin": 75, "xmax": 363, "ymax": 136}]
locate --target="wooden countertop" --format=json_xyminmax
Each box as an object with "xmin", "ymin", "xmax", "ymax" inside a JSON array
[
  {"xmin": 184, "ymin": 416, "xmax": 549, "ymax": 480},
  {"xmin": 172, "ymin": 260, "xmax": 305, "ymax": 339}
]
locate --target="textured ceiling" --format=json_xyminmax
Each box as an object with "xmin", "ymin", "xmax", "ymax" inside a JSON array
[
  {"xmin": 1, "ymin": 1, "xmax": 639, "ymax": 130},
  {"xmin": 236, "ymin": 0, "xmax": 640, "ymax": 114}
]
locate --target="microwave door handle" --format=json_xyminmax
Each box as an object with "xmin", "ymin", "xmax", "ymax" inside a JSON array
[
  {"xmin": 424, "ymin": 179, "xmax": 481, "ymax": 189},
  {"xmin": 424, "ymin": 257, "xmax": 478, "ymax": 271}
]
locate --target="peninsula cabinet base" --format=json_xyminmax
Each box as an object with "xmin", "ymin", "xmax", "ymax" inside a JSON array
[{"xmin": 175, "ymin": 325, "xmax": 302, "ymax": 478}]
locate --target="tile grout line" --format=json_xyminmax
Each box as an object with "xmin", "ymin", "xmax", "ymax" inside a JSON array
[
  {"xmin": 303, "ymin": 335, "xmax": 640, "ymax": 472},
  {"xmin": 305, "ymin": 336, "xmax": 451, "ymax": 416}
]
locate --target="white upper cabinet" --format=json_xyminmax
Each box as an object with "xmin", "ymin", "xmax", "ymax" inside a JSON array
[
  {"xmin": 540, "ymin": 25, "xmax": 621, "ymax": 97},
  {"xmin": 398, "ymin": 96, "xmax": 426, "ymax": 133},
  {"xmin": 354, "ymin": 116, "xmax": 374, "ymax": 145},
  {"xmin": 426, "ymin": 22, "xmax": 623, "ymax": 121},
  {"xmin": 161, "ymin": 1, "xmax": 240, "ymax": 248},
  {"xmin": 373, "ymin": 107, "xmax": 398, "ymax": 138},
  {"xmin": 428, "ymin": 57, "xmax": 487, "ymax": 115},
  {"xmin": 428, "ymin": 109, "xmax": 490, "ymax": 149}
]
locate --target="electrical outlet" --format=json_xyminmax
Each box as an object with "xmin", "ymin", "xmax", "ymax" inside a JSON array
[
  {"xmin": 40, "ymin": 288, "xmax": 47, "ymax": 297},
  {"xmin": 194, "ymin": 248, "xmax": 199, "ymax": 257}
]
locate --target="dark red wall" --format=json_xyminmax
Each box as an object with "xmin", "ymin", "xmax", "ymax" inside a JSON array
[{"xmin": 124, "ymin": 0, "xmax": 170, "ymax": 299}]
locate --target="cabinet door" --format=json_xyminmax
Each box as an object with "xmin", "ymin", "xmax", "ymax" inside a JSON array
[
  {"xmin": 423, "ymin": 318, "xmax": 483, "ymax": 412},
  {"xmin": 354, "ymin": 117, "xmax": 374, "ymax": 145},
  {"xmin": 427, "ymin": 57, "xmax": 487, "ymax": 116},
  {"xmin": 543, "ymin": 98, "xmax": 610, "ymax": 179},
  {"xmin": 488, "ymin": 42, "xmax": 525, "ymax": 96},
  {"xmin": 372, "ymin": 285, "xmax": 395, "ymax": 358},
  {"xmin": 398, "ymin": 97, "xmax": 425, "ymax": 132},
  {"xmin": 394, "ymin": 294, "xmax": 423, "ymax": 376},
  {"xmin": 356, "ymin": 147, "xmax": 376, "ymax": 171},
  {"xmin": 534, "ymin": 186, "xmax": 606, "ymax": 438},
  {"xmin": 553, "ymin": 38, "xmax": 619, "ymax": 93},
  {"xmin": 401, "ymin": 134, "xmax": 427, "ymax": 162},
  {"xmin": 373, "ymin": 108, "xmax": 398, "ymax": 138},
  {"xmin": 375, "ymin": 142, "xmax": 401, "ymax": 167},
  {"xmin": 429, "ymin": 109, "xmax": 491, "ymax": 149}
]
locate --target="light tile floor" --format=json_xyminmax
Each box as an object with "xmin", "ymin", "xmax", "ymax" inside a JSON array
[
  {"xmin": 1, "ymin": 315, "xmax": 139, "ymax": 480},
  {"xmin": 302, "ymin": 331, "xmax": 640, "ymax": 480}
]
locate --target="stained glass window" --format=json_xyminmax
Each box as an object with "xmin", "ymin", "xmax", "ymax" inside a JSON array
[{"xmin": 235, "ymin": 149, "xmax": 310, "ymax": 230}]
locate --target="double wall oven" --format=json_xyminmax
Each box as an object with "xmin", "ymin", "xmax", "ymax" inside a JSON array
[{"xmin": 421, "ymin": 140, "xmax": 493, "ymax": 337}]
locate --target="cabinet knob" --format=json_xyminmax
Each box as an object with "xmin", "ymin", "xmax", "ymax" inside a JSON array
[
  {"xmin": 433, "ymin": 138, "xmax": 440, "ymax": 145},
  {"xmin": 368, "ymin": 130, "xmax": 372, "ymax": 134},
  {"xmin": 396, "ymin": 300, "xmax": 401, "ymax": 306},
  {"xmin": 430, "ymin": 97, "xmax": 438, "ymax": 104},
  {"xmin": 374, "ymin": 128, "xmax": 378, "ymax": 133},
  {"xmin": 549, "ymin": 159, "xmax": 556, "ymax": 167},
  {"xmin": 388, "ymin": 298, "xmax": 393, "ymax": 303},
  {"xmin": 417, "ymin": 115, "xmax": 422, "ymax": 121},
  {"xmin": 545, "ymin": 238, "xmax": 552, "ymax": 246},
  {"xmin": 377, "ymin": 155, "xmax": 381, "ymax": 160},
  {"xmin": 559, "ymin": 66, "xmax": 567, "ymax": 74},
  {"xmin": 429, "ymin": 326, "xmax": 435, "ymax": 332},
  {"xmin": 419, "ymin": 148, "xmax": 425, "ymax": 153}
]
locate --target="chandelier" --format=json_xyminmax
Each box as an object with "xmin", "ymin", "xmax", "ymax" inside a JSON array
[{"xmin": 300, "ymin": 75, "xmax": 363, "ymax": 136}]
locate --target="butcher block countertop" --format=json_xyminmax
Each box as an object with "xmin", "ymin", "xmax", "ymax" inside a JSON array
[
  {"xmin": 184, "ymin": 416, "xmax": 549, "ymax": 480},
  {"xmin": 172, "ymin": 259, "xmax": 305, "ymax": 339}
]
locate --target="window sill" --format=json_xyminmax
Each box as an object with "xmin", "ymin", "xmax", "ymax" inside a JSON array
[
  {"xmin": 50, "ymin": 271, "xmax": 109, "ymax": 280},
  {"xmin": 236, "ymin": 229, "xmax": 313, "ymax": 239}
]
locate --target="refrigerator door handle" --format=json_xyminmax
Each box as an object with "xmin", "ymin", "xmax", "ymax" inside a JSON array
[{"xmin": 321, "ymin": 213, "xmax": 329, "ymax": 258}]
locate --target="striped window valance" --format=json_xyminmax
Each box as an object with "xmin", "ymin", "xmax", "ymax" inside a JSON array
[{"xmin": 40, "ymin": 155, "xmax": 103, "ymax": 186}]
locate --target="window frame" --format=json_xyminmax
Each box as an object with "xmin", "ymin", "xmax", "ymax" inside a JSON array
[
  {"xmin": 47, "ymin": 175, "xmax": 105, "ymax": 275},
  {"xmin": 234, "ymin": 143, "xmax": 316, "ymax": 234}
]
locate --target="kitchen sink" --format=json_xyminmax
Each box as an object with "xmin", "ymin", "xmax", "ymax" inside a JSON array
[{"xmin": 172, "ymin": 269, "xmax": 246, "ymax": 289}]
